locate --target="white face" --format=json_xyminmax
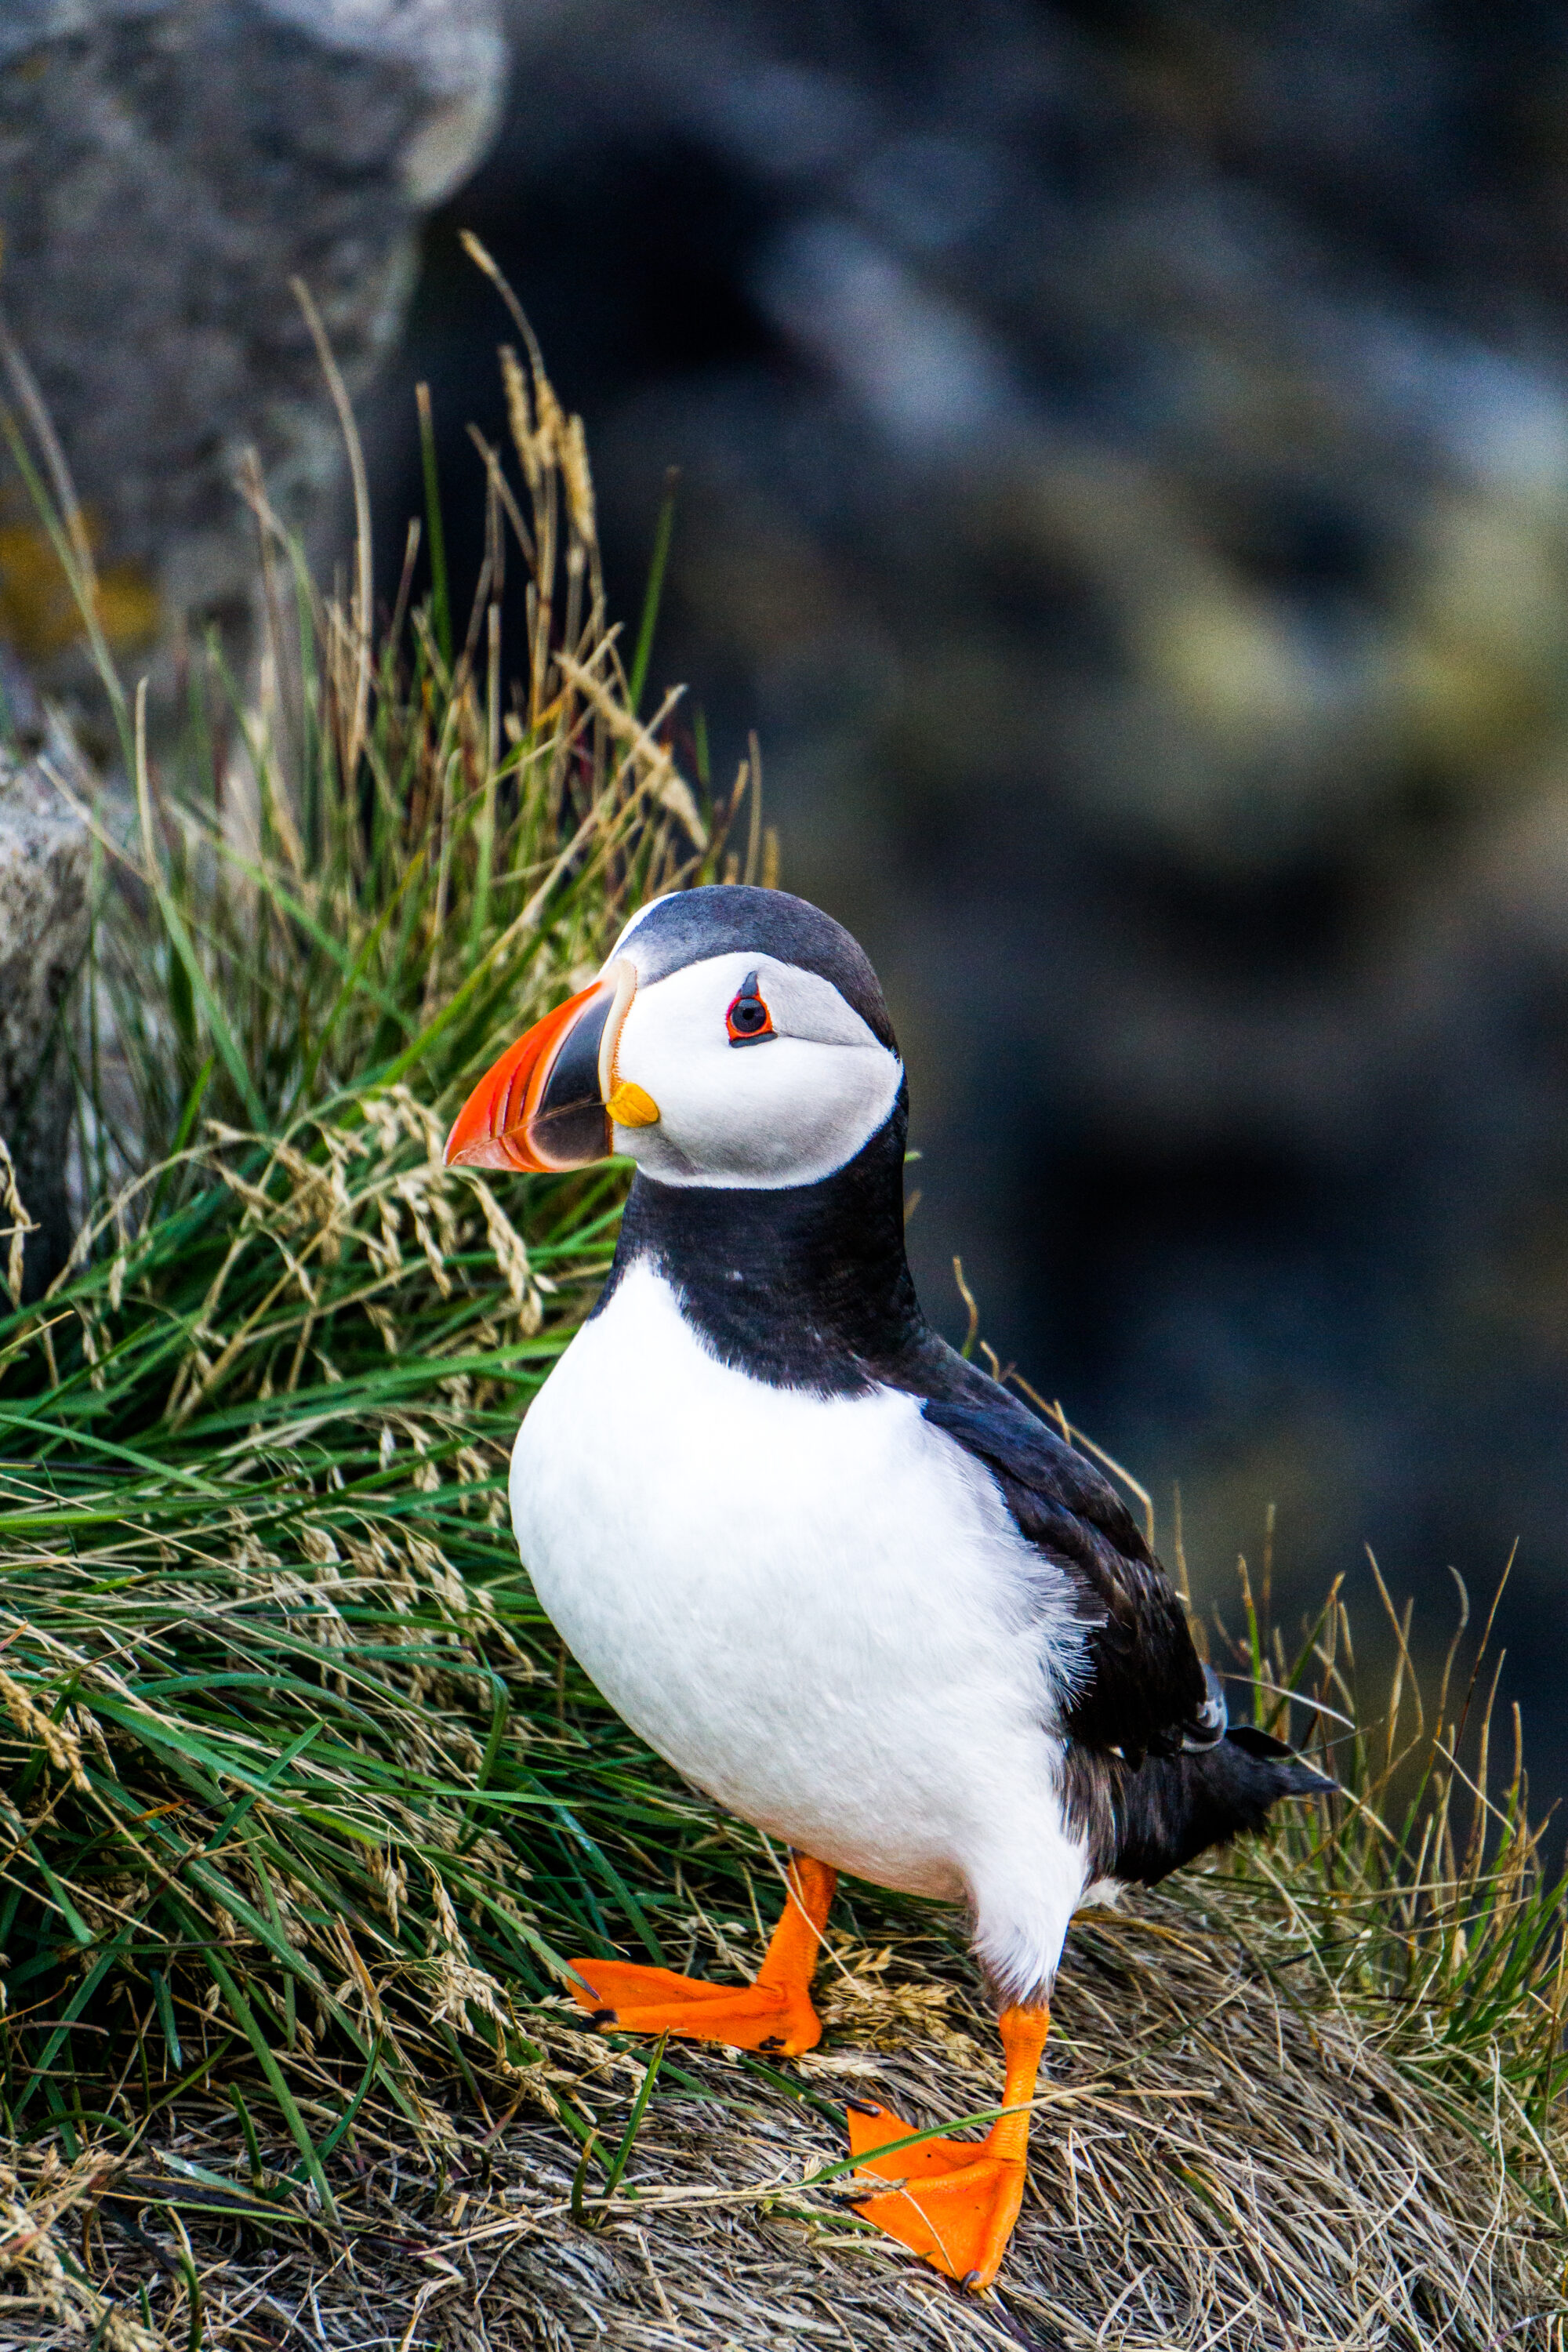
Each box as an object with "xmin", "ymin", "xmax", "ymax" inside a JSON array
[{"xmin": 609, "ymin": 950, "xmax": 903, "ymax": 1189}]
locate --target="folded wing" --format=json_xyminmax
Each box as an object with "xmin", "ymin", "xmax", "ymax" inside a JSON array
[
  {"xmin": 910, "ymin": 1342, "xmax": 1334, "ymax": 1886},
  {"xmin": 920, "ymin": 1374, "xmax": 1221, "ymax": 1762}
]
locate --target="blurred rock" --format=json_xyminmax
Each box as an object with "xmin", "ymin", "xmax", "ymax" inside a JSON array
[
  {"xmin": 374, "ymin": 0, "xmax": 1568, "ymax": 1792},
  {"xmin": 0, "ymin": 0, "xmax": 506, "ymax": 708},
  {"xmin": 0, "ymin": 753, "xmax": 89, "ymax": 1296}
]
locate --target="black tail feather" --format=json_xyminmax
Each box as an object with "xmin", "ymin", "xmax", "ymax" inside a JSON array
[{"xmin": 1072, "ymin": 1728, "xmax": 1336, "ymax": 1889}]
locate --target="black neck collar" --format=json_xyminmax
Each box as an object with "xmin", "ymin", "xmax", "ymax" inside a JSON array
[{"xmin": 594, "ymin": 1090, "xmax": 926, "ymax": 1392}]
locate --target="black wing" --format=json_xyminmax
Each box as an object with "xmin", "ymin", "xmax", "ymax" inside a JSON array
[{"xmin": 914, "ymin": 1342, "xmax": 1220, "ymax": 1762}]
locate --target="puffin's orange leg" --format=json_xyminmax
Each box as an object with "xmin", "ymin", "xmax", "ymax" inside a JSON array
[
  {"xmin": 568, "ymin": 1854, "xmax": 835, "ymax": 2056},
  {"xmin": 848, "ymin": 2002, "xmax": 1049, "ymax": 2288}
]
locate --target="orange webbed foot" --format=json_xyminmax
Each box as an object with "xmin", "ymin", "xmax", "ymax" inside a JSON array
[
  {"xmin": 568, "ymin": 1854, "xmax": 837, "ymax": 2058},
  {"xmin": 846, "ymin": 2102, "xmax": 1025, "ymax": 2287},
  {"xmin": 568, "ymin": 1955, "xmax": 822, "ymax": 2054},
  {"xmin": 845, "ymin": 2002, "xmax": 1050, "ymax": 2289}
]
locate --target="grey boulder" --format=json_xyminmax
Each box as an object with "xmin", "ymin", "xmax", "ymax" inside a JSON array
[{"xmin": 0, "ymin": 0, "xmax": 507, "ymax": 696}]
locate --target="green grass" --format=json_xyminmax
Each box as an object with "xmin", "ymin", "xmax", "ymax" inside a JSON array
[
  {"xmin": 0, "ymin": 252, "xmax": 1561, "ymax": 2343},
  {"xmin": 0, "ymin": 257, "xmax": 778, "ymax": 2180}
]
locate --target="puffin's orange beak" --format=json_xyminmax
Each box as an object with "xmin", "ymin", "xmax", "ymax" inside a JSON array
[{"xmin": 444, "ymin": 958, "xmax": 657, "ymax": 1174}]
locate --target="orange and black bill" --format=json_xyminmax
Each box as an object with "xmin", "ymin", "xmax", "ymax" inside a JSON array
[{"xmin": 444, "ymin": 959, "xmax": 640, "ymax": 1174}]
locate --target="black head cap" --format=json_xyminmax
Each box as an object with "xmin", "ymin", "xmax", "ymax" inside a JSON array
[{"xmin": 618, "ymin": 886, "xmax": 897, "ymax": 1050}]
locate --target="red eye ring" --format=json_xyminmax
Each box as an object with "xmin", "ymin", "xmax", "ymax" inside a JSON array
[{"xmin": 726, "ymin": 970, "xmax": 775, "ymax": 1047}]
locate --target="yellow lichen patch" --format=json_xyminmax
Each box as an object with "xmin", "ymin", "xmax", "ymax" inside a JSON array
[
  {"xmin": 92, "ymin": 559, "xmax": 162, "ymax": 653},
  {"xmin": 0, "ymin": 505, "xmax": 159, "ymax": 662}
]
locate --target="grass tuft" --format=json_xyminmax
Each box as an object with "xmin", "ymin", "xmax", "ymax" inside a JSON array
[{"xmin": 0, "ymin": 260, "xmax": 771, "ymax": 2165}]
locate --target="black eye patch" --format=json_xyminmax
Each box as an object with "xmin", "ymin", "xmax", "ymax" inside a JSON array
[{"xmin": 726, "ymin": 971, "xmax": 776, "ymax": 1047}]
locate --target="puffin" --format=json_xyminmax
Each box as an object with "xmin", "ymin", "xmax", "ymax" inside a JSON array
[{"xmin": 445, "ymin": 884, "xmax": 1332, "ymax": 2291}]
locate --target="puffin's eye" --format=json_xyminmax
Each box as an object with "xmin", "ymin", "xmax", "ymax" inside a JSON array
[{"xmin": 726, "ymin": 971, "xmax": 775, "ymax": 1047}]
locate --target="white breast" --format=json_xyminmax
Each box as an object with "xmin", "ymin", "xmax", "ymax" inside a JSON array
[{"xmin": 510, "ymin": 1261, "xmax": 1092, "ymax": 1991}]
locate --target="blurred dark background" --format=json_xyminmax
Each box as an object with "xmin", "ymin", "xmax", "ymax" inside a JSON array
[
  {"xmin": 14, "ymin": 1, "xmax": 1555, "ymax": 1783},
  {"xmin": 361, "ymin": 0, "xmax": 1568, "ymax": 1792}
]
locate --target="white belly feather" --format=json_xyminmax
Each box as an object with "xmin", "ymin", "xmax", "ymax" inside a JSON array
[{"xmin": 510, "ymin": 1261, "xmax": 1092, "ymax": 1991}]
